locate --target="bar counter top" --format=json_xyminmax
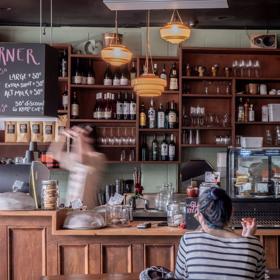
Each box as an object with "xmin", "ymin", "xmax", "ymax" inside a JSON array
[{"xmin": 0, "ymin": 209, "xmax": 280, "ymax": 236}]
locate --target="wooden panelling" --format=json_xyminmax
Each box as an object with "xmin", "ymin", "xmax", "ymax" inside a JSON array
[
  {"xmin": 89, "ymin": 244, "xmax": 101, "ymax": 275},
  {"xmin": 144, "ymin": 244, "xmax": 175, "ymax": 271},
  {"xmin": 59, "ymin": 244, "xmax": 89, "ymax": 275},
  {"xmin": 8, "ymin": 227, "xmax": 47, "ymax": 280},
  {"xmin": 102, "ymin": 245, "xmax": 132, "ymax": 273},
  {"xmin": 264, "ymin": 236, "xmax": 279, "ymax": 269},
  {"xmin": 0, "ymin": 226, "xmax": 8, "ymax": 279},
  {"xmin": 132, "ymin": 244, "xmax": 144, "ymax": 273}
]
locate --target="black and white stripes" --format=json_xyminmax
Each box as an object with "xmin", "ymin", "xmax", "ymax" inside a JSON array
[{"xmin": 175, "ymin": 231, "xmax": 265, "ymax": 280}]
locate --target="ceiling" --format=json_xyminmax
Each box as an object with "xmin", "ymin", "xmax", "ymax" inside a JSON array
[{"xmin": 0, "ymin": 0, "xmax": 279, "ymax": 29}]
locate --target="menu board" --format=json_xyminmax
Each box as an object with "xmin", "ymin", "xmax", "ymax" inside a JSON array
[{"xmin": 0, "ymin": 43, "xmax": 58, "ymax": 117}]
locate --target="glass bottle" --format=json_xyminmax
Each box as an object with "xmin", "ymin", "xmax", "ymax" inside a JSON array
[
  {"xmin": 168, "ymin": 101, "xmax": 177, "ymax": 128},
  {"xmin": 61, "ymin": 49, "xmax": 68, "ymax": 78},
  {"xmin": 153, "ymin": 63, "xmax": 158, "ymax": 76},
  {"xmin": 160, "ymin": 134, "xmax": 168, "ymax": 161},
  {"xmin": 72, "ymin": 58, "xmax": 82, "ymax": 84},
  {"xmin": 148, "ymin": 98, "xmax": 156, "ymax": 129},
  {"xmin": 168, "ymin": 134, "xmax": 176, "ymax": 161},
  {"xmin": 140, "ymin": 103, "xmax": 147, "ymax": 128},
  {"xmin": 87, "ymin": 60, "xmax": 95, "ymax": 85},
  {"xmin": 62, "ymin": 85, "xmax": 68, "ymax": 110},
  {"xmin": 244, "ymin": 99, "xmax": 249, "ymax": 123},
  {"xmin": 169, "ymin": 63, "xmax": 178, "ymax": 90},
  {"xmin": 248, "ymin": 104, "xmax": 255, "ymax": 122},
  {"xmin": 265, "ymin": 129, "xmax": 273, "ymax": 146},
  {"xmin": 116, "ymin": 92, "xmax": 123, "ymax": 120},
  {"xmin": 160, "ymin": 64, "xmax": 167, "ymax": 80},
  {"xmin": 237, "ymin": 97, "xmax": 244, "ymax": 122},
  {"xmin": 123, "ymin": 92, "xmax": 130, "ymax": 120},
  {"xmin": 141, "ymin": 136, "xmax": 148, "ymax": 161},
  {"xmin": 120, "ymin": 66, "xmax": 129, "ymax": 86},
  {"xmin": 104, "ymin": 64, "xmax": 113, "ymax": 86},
  {"xmin": 130, "ymin": 92, "xmax": 136, "ymax": 120},
  {"xmin": 104, "ymin": 93, "xmax": 112, "ymax": 120},
  {"xmin": 113, "ymin": 68, "xmax": 121, "ymax": 86},
  {"xmin": 71, "ymin": 91, "xmax": 79, "ymax": 119},
  {"xmin": 130, "ymin": 61, "xmax": 137, "ymax": 82},
  {"xmin": 152, "ymin": 134, "xmax": 159, "ymax": 161},
  {"xmin": 157, "ymin": 103, "xmax": 165, "ymax": 129}
]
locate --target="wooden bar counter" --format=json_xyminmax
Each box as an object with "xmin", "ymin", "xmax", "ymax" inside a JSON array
[{"xmin": 0, "ymin": 210, "xmax": 279, "ymax": 280}]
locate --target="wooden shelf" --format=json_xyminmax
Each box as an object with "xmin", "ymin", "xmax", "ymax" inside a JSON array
[
  {"xmin": 182, "ymin": 76, "xmax": 232, "ymax": 80},
  {"xmin": 106, "ymin": 161, "xmax": 138, "ymax": 164},
  {"xmin": 0, "ymin": 142, "xmax": 51, "ymax": 146},
  {"xmin": 137, "ymin": 161, "xmax": 180, "ymax": 164},
  {"xmin": 70, "ymin": 54, "xmax": 101, "ymax": 59},
  {"xmin": 98, "ymin": 145, "xmax": 136, "ymax": 148},
  {"xmin": 58, "ymin": 77, "xmax": 68, "ymax": 82},
  {"xmin": 182, "ymin": 126, "xmax": 232, "ymax": 130},
  {"xmin": 70, "ymin": 119, "xmax": 136, "ymax": 123},
  {"xmin": 235, "ymin": 77, "xmax": 280, "ymax": 81},
  {"xmin": 235, "ymin": 94, "xmax": 280, "ymax": 98},
  {"xmin": 181, "ymin": 144, "xmax": 229, "ymax": 147},
  {"xmin": 236, "ymin": 122, "xmax": 280, "ymax": 125},
  {"xmin": 139, "ymin": 128, "xmax": 179, "ymax": 132},
  {"xmin": 163, "ymin": 90, "xmax": 180, "ymax": 94},
  {"xmin": 71, "ymin": 84, "xmax": 132, "ymax": 90},
  {"xmin": 182, "ymin": 94, "xmax": 232, "ymax": 98},
  {"xmin": 57, "ymin": 109, "xmax": 67, "ymax": 114}
]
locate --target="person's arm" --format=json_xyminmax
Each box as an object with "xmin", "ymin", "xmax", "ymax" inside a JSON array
[{"xmin": 175, "ymin": 236, "xmax": 188, "ymax": 279}]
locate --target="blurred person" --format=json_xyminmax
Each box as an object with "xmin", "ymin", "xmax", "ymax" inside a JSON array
[
  {"xmin": 175, "ymin": 187, "xmax": 265, "ymax": 280},
  {"xmin": 48, "ymin": 126, "xmax": 105, "ymax": 209}
]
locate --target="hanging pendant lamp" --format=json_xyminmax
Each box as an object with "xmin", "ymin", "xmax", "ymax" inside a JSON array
[
  {"xmin": 160, "ymin": 10, "xmax": 191, "ymax": 44},
  {"xmin": 101, "ymin": 11, "xmax": 132, "ymax": 66},
  {"xmin": 132, "ymin": 11, "xmax": 166, "ymax": 97}
]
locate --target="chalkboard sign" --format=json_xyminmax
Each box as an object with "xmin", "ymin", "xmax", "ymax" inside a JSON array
[{"xmin": 0, "ymin": 43, "xmax": 58, "ymax": 117}]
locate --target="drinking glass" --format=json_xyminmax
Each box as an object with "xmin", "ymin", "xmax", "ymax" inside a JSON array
[
  {"xmin": 101, "ymin": 127, "xmax": 108, "ymax": 145},
  {"xmin": 253, "ymin": 60, "xmax": 261, "ymax": 77},
  {"xmin": 122, "ymin": 127, "xmax": 129, "ymax": 145},
  {"xmin": 120, "ymin": 150, "xmax": 126, "ymax": 162},
  {"xmin": 128, "ymin": 149, "xmax": 135, "ymax": 161},
  {"xmin": 108, "ymin": 127, "xmax": 115, "ymax": 145},
  {"xmin": 232, "ymin": 60, "xmax": 238, "ymax": 77},
  {"xmin": 246, "ymin": 60, "xmax": 253, "ymax": 77},
  {"xmin": 239, "ymin": 60, "xmax": 246, "ymax": 77}
]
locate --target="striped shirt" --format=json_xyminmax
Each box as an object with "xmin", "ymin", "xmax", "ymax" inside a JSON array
[{"xmin": 175, "ymin": 231, "xmax": 265, "ymax": 280}]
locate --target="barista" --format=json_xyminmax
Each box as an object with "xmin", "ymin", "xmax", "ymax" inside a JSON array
[{"xmin": 48, "ymin": 126, "xmax": 105, "ymax": 209}]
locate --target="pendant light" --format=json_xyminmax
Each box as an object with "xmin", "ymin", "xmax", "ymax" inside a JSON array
[
  {"xmin": 160, "ymin": 10, "xmax": 191, "ymax": 44},
  {"xmin": 132, "ymin": 11, "xmax": 166, "ymax": 97},
  {"xmin": 101, "ymin": 11, "xmax": 132, "ymax": 66}
]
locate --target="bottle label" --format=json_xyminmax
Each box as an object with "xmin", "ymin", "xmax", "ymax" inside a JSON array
[
  {"xmin": 117, "ymin": 102, "xmax": 123, "ymax": 115},
  {"xmin": 169, "ymin": 78, "xmax": 178, "ymax": 90},
  {"xmin": 73, "ymin": 75, "xmax": 82, "ymax": 84},
  {"xmin": 130, "ymin": 73, "xmax": 136, "ymax": 80},
  {"xmin": 104, "ymin": 78, "xmax": 112, "ymax": 86},
  {"xmin": 148, "ymin": 109, "xmax": 156, "ymax": 127},
  {"xmin": 113, "ymin": 78, "xmax": 120, "ymax": 86},
  {"xmin": 72, "ymin": 104, "xmax": 79, "ymax": 116},
  {"xmin": 62, "ymin": 95, "xmax": 68, "ymax": 108},
  {"xmin": 93, "ymin": 111, "xmax": 97, "ymax": 119},
  {"xmin": 161, "ymin": 143, "xmax": 168, "ymax": 156},
  {"xmin": 120, "ymin": 78, "xmax": 129, "ymax": 86},
  {"xmin": 140, "ymin": 112, "xmax": 146, "ymax": 126},
  {"xmin": 168, "ymin": 145, "xmax": 176, "ymax": 159},
  {"xmin": 168, "ymin": 112, "xmax": 177, "ymax": 123},
  {"xmin": 130, "ymin": 102, "xmax": 136, "ymax": 116},
  {"xmin": 160, "ymin": 73, "xmax": 167, "ymax": 80},
  {"xmin": 123, "ymin": 102, "xmax": 130, "ymax": 115},
  {"xmin": 62, "ymin": 61, "xmax": 67, "ymax": 77},
  {"xmin": 104, "ymin": 111, "xmax": 112, "ymax": 119},
  {"xmin": 87, "ymin": 76, "xmax": 95, "ymax": 85},
  {"xmin": 96, "ymin": 111, "xmax": 103, "ymax": 119},
  {"xmin": 157, "ymin": 112, "xmax": 165, "ymax": 128},
  {"xmin": 249, "ymin": 111, "xmax": 255, "ymax": 122}
]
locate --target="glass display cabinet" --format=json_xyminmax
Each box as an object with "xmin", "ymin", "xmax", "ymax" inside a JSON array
[{"xmin": 227, "ymin": 148, "xmax": 280, "ymax": 228}]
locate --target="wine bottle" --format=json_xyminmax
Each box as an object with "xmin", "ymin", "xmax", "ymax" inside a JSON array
[
  {"xmin": 160, "ymin": 64, "xmax": 167, "ymax": 80},
  {"xmin": 141, "ymin": 136, "xmax": 148, "ymax": 161},
  {"xmin": 111, "ymin": 93, "xmax": 116, "ymax": 119},
  {"xmin": 61, "ymin": 49, "xmax": 67, "ymax": 78},
  {"xmin": 104, "ymin": 65, "xmax": 113, "ymax": 86},
  {"xmin": 95, "ymin": 92, "xmax": 102, "ymax": 120},
  {"xmin": 148, "ymin": 98, "xmax": 156, "ymax": 129},
  {"xmin": 160, "ymin": 134, "xmax": 168, "ymax": 161},
  {"xmin": 157, "ymin": 103, "xmax": 165, "ymax": 129},
  {"xmin": 237, "ymin": 97, "xmax": 244, "ymax": 122},
  {"xmin": 104, "ymin": 93, "xmax": 112, "ymax": 120},
  {"xmin": 153, "ymin": 63, "xmax": 158, "ymax": 76},
  {"xmin": 71, "ymin": 91, "xmax": 79, "ymax": 118},
  {"xmin": 113, "ymin": 69, "xmax": 121, "ymax": 86},
  {"xmin": 168, "ymin": 100, "xmax": 177, "ymax": 128},
  {"xmin": 152, "ymin": 134, "xmax": 159, "ymax": 161},
  {"xmin": 72, "ymin": 58, "xmax": 82, "ymax": 84},
  {"xmin": 130, "ymin": 62, "xmax": 137, "ymax": 81},
  {"xmin": 169, "ymin": 63, "xmax": 178, "ymax": 90},
  {"xmin": 116, "ymin": 92, "xmax": 123, "ymax": 120},
  {"xmin": 248, "ymin": 104, "xmax": 255, "ymax": 122},
  {"xmin": 87, "ymin": 60, "xmax": 95, "ymax": 85},
  {"xmin": 62, "ymin": 85, "xmax": 68, "ymax": 110},
  {"xmin": 123, "ymin": 92, "xmax": 130, "ymax": 120},
  {"xmin": 168, "ymin": 134, "xmax": 176, "ymax": 161},
  {"xmin": 130, "ymin": 92, "xmax": 136, "ymax": 120},
  {"xmin": 120, "ymin": 67, "xmax": 129, "ymax": 86},
  {"xmin": 140, "ymin": 103, "xmax": 147, "ymax": 128}
]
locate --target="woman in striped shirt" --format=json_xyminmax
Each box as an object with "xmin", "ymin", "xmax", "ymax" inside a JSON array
[{"xmin": 175, "ymin": 187, "xmax": 265, "ymax": 280}]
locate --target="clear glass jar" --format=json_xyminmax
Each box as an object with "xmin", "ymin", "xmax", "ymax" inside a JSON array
[
  {"xmin": 167, "ymin": 202, "xmax": 184, "ymax": 227},
  {"xmin": 106, "ymin": 205, "xmax": 130, "ymax": 227},
  {"xmin": 41, "ymin": 180, "xmax": 59, "ymax": 210}
]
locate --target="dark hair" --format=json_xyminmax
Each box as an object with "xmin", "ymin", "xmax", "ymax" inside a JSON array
[{"xmin": 198, "ymin": 187, "xmax": 232, "ymax": 229}]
